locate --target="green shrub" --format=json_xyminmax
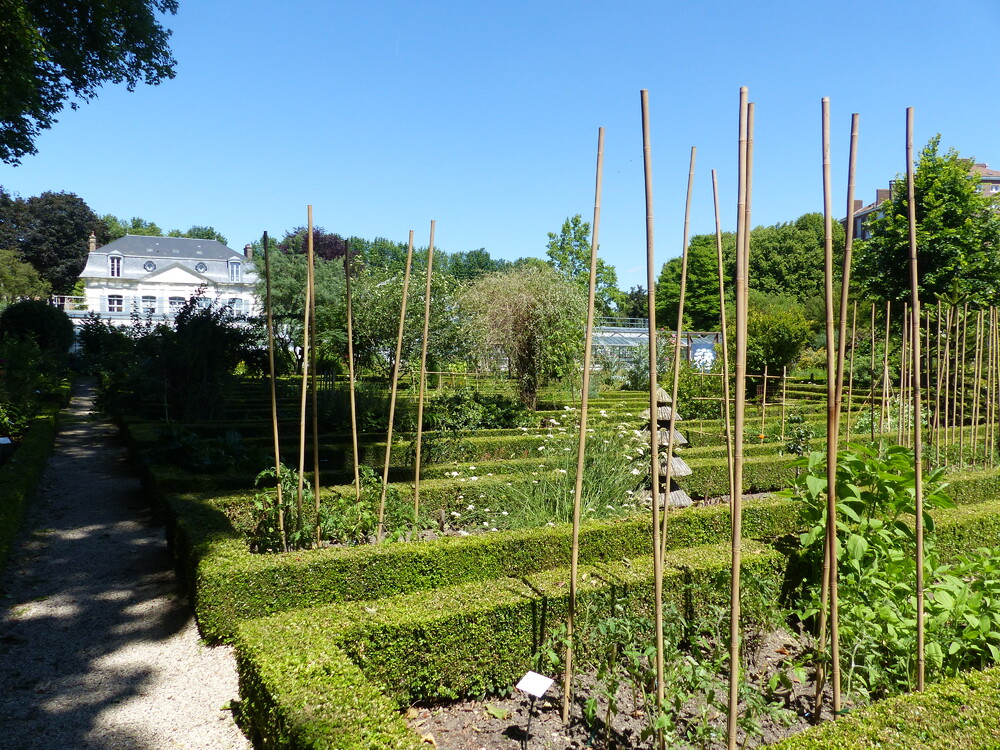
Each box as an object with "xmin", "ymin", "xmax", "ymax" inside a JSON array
[{"xmin": 0, "ymin": 299, "xmax": 74, "ymax": 358}]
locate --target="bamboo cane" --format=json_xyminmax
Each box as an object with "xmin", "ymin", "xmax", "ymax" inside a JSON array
[
  {"xmin": 412, "ymin": 221, "xmax": 436, "ymax": 527},
  {"xmin": 308, "ymin": 212, "xmax": 322, "ymax": 546},
  {"xmin": 870, "ymin": 304, "xmax": 877, "ymax": 443},
  {"xmin": 816, "ymin": 97, "xmax": 842, "ymax": 716},
  {"xmin": 660, "ymin": 145, "xmax": 696, "ymax": 565},
  {"xmin": 712, "ymin": 168, "xmax": 736, "ymax": 505},
  {"xmin": 759, "ymin": 365, "xmax": 768, "ymax": 442},
  {"xmin": 880, "ymin": 301, "xmax": 891, "ymax": 439},
  {"xmin": 727, "ymin": 87, "xmax": 749, "ymax": 750},
  {"xmin": 934, "ymin": 301, "xmax": 942, "ymax": 464},
  {"xmin": 924, "ymin": 308, "xmax": 931, "ymax": 454},
  {"xmin": 846, "ymin": 300, "xmax": 858, "ymax": 439},
  {"xmin": 905, "ymin": 107, "xmax": 926, "ymax": 691},
  {"xmin": 956, "ymin": 302, "xmax": 969, "ymax": 466},
  {"xmin": 376, "ymin": 231, "xmax": 415, "ymax": 541},
  {"xmin": 344, "ymin": 241, "xmax": 362, "ymax": 509},
  {"xmin": 836, "ymin": 115, "xmax": 859, "ymax": 450},
  {"xmin": 781, "ymin": 366, "xmax": 787, "ymax": 442},
  {"xmin": 641, "ymin": 90, "xmax": 666, "ymax": 732},
  {"xmin": 899, "ymin": 304, "xmax": 908, "ymax": 446},
  {"xmin": 984, "ymin": 309, "xmax": 994, "ymax": 468},
  {"xmin": 263, "ymin": 231, "xmax": 287, "ymax": 551},
  {"xmin": 562, "ymin": 126, "xmax": 604, "ymax": 726},
  {"xmin": 972, "ymin": 309, "xmax": 984, "ymax": 467},
  {"xmin": 943, "ymin": 306, "xmax": 954, "ymax": 464},
  {"xmin": 295, "ymin": 207, "xmax": 313, "ymax": 539}
]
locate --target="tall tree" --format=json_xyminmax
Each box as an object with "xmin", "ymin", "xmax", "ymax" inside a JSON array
[
  {"xmin": 0, "ymin": 0, "xmax": 178, "ymax": 164},
  {"xmin": 854, "ymin": 136, "xmax": 1000, "ymax": 306},
  {"xmin": 0, "ymin": 247, "xmax": 50, "ymax": 305},
  {"xmin": 1, "ymin": 189, "xmax": 102, "ymax": 293},
  {"xmin": 546, "ymin": 214, "xmax": 623, "ymax": 316},
  {"xmin": 462, "ymin": 265, "xmax": 587, "ymax": 409}
]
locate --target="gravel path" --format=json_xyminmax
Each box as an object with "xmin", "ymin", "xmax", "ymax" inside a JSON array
[{"xmin": 0, "ymin": 381, "xmax": 251, "ymax": 750}]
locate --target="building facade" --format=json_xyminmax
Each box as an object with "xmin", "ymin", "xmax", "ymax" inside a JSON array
[{"xmin": 58, "ymin": 234, "xmax": 259, "ymax": 325}]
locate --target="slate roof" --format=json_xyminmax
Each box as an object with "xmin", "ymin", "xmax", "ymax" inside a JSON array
[{"xmin": 100, "ymin": 235, "xmax": 245, "ymax": 261}]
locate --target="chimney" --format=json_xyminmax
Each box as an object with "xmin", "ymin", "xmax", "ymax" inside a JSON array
[
  {"xmin": 243, "ymin": 243, "xmax": 253, "ymax": 259},
  {"xmin": 853, "ymin": 199, "xmax": 863, "ymax": 213},
  {"xmin": 88, "ymin": 232, "xmax": 97, "ymax": 253}
]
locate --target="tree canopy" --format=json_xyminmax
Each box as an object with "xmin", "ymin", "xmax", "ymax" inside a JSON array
[
  {"xmin": 1, "ymin": 0, "xmax": 178, "ymax": 164},
  {"xmin": 546, "ymin": 214, "xmax": 623, "ymax": 316},
  {"xmin": 100, "ymin": 215, "xmax": 228, "ymax": 245},
  {"xmin": 0, "ymin": 247, "xmax": 50, "ymax": 305},
  {"xmin": 854, "ymin": 136, "xmax": 1000, "ymax": 306}
]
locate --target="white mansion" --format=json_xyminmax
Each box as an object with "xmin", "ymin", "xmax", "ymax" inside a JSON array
[{"xmin": 57, "ymin": 233, "xmax": 260, "ymax": 325}]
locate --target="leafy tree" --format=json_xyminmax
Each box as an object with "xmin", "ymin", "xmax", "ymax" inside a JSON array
[
  {"xmin": 1, "ymin": 0, "xmax": 178, "ymax": 164},
  {"xmin": 745, "ymin": 292, "xmax": 812, "ymax": 375},
  {"xmin": 278, "ymin": 226, "xmax": 349, "ymax": 261},
  {"xmin": 618, "ymin": 285, "xmax": 650, "ymax": 320},
  {"xmin": 461, "ymin": 265, "xmax": 587, "ymax": 409},
  {"xmin": 1, "ymin": 189, "xmax": 102, "ymax": 292},
  {"xmin": 0, "ymin": 247, "xmax": 49, "ymax": 305},
  {"xmin": 546, "ymin": 214, "xmax": 623, "ymax": 316},
  {"xmin": 98, "ymin": 215, "xmax": 164, "ymax": 242},
  {"xmin": 438, "ymin": 248, "xmax": 510, "ymax": 281},
  {"xmin": 167, "ymin": 225, "xmax": 228, "ymax": 244},
  {"xmin": 350, "ymin": 267, "xmax": 467, "ymax": 379},
  {"xmin": 0, "ymin": 298, "xmax": 73, "ymax": 358},
  {"xmin": 656, "ymin": 232, "xmax": 737, "ymax": 330},
  {"xmin": 854, "ymin": 136, "xmax": 1000, "ymax": 306}
]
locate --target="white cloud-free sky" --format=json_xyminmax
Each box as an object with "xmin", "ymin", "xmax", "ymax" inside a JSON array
[{"xmin": 2, "ymin": 0, "xmax": 998, "ymax": 290}]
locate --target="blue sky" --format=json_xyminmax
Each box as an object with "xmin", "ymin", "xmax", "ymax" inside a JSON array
[{"xmin": 2, "ymin": 1, "xmax": 998, "ymax": 290}]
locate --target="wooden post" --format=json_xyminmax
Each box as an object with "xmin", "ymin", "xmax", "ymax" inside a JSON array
[
  {"xmin": 295, "ymin": 206, "xmax": 313, "ymax": 538},
  {"xmin": 376, "ymin": 231, "xmax": 415, "ymax": 541},
  {"xmin": 837, "ymin": 114, "xmax": 860, "ymax": 452},
  {"xmin": 728, "ymin": 87, "xmax": 750, "ymax": 750},
  {"xmin": 640, "ymin": 89, "xmax": 666, "ymax": 730},
  {"xmin": 412, "ymin": 221, "xmax": 437, "ymax": 526},
  {"xmin": 905, "ymin": 107, "xmax": 926, "ymax": 691},
  {"xmin": 660, "ymin": 145, "xmax": 696, "ymax": 563},
  {"xmin": 971, "ymin": 308, "xmax": 984, "ymax": 467},
  {"xmin": 344, "ymin": 241, "xmax": 362, "ymax": 509},
  {"xmin": 713, "ymin": 167, "xmax": 736, "ymax": 532},
  {"xmin": 870, "ymin": 304, "xmax": 877, "ymax": 443},
  {"xmin": 308, "ymin": 211, "xmax": 321, "ymax": 546},
  {"xmin": 898, "ymin": 304, "xmax": 908, "ymax": 446},
  {"xmin": 263, "ymin": 231, "xmax": 287, "ymax": 551},
  {"xmin": 781, "ymin": 366, "xmax": 787, "ymax": 442},
  {"xmin": 562, "ymin": 127, "xmax": 604, "ymax": 725},
  {"xmin": 846, "ymin": 300, "xmax": 858, "ymax": 439},
  {"xmin": 759, "ymin": 365, "xmax": 768, "ymax": 441},
  {"xmin": 934, "ymin": 301, "xmax": 943, "ymax": 464},
  {"xmin": 880, "ymin": 301, "xmax": 891, "ymax": 440},
  {"xmin": 959, "ymin": 303, "xmax": 969, "ymax": 466}
]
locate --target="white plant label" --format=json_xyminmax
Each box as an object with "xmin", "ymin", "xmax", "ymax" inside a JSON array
[{"xmin": 515, "ymin": 671, "xmax": 553, "ymax": 698}]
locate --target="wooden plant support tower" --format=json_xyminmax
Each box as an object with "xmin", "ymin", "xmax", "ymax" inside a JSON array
[{"xmin": 642, "ymin": 387, "xmax": 692, "ymax": 508}]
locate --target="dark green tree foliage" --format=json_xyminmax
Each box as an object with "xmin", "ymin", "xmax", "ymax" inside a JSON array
[
  {"xmin": 100, "ymin": 215, "xmax": 228, "ymax": 245},
  {"xmin": 745, "ymin": 292, "xmax": 812, "ymax": 375},
  {"xmin": 618, "ymin": 285, "xmax": 650, "ymax": 320},
  {"xmin": 0, "ymin": 189, "xmax": 102, "ymax": 292},
  {"xmin": 0, "ymin": 247, "xmax": 49, "ymax": 304},
  {"xmin": 546, "ymin": 214, "xmax": 623, "ymax": 316},
  {"xmin": 0, "ymin": 0, "xmax": 178, "ymax": 164},
  {"xmin": 278, "ymin": 226, "xmax": 349, "ymax": 262},
  {"xmin": 437, "ymin": 248, "xmax": 510, "ymax": 281},
  {"xmin": 167, "ymin": 225, "xmax": 228, "ymax": 244},
  {"xmin": 656, "ymin": 232, "xmax": 737, "ymax": 330},
  {"xmin": 0, "ymin": 298, "xmax": 73, "ymax": 357},
  {"xmin": 855, "ymin": 136, "xmax": 1000, "ymax": 306}
]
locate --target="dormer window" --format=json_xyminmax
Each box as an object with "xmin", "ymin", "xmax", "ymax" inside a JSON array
[
  {"xmin": 109, "ymin": 255, "xmax": 122, "ymax": 277},
  {"xmin": 229, "ymin": 261, "xmax": 241, "ymax": 282}
]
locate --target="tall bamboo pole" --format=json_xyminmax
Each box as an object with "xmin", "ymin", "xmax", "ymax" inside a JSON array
[
  {"xmin": 905, "ymin": 107, "xmax": 926, "ymax": 691},
  {"xmin": 942, "ymin": 306, "xmax": 954, "ymax": 464},
  {"xmin": 924, "ymin": 308, "xmax": 931, "ymax": 453},
  {"xmin": 640, "ymin": 90, "xmax": 666, "ymax": 730},
  {"xmin": 760, "ymin": 365, "xmax": 768, "ymax": 441},
  {"xmin": 712, "ymin": 168, "xmax": 736, "ymax": 508},
  {"xmin": 898, "ymin": 305, "xmax": 908, "ymax": 446},
  {"xmin": 344, "ymin": 241, "xmax": 361, "ymax": 507},
  {"xmin": 934, "ymin": 302, "xmax": 943, "ymax": 464},
  {"xmin": 781, "ymin": 366, "xmax": 787, "ymax": 442},
  {"xmin": 870, "ymin": 304, "xmax": 877, "ymax": 443},
  {"xmin": 972, "ymin": 309, "xmax": 984, "ymax": 467},
  {"xmin": 846, "ymin": 301, "xmax": 858, "ymax": 439},
  {"xmin": 955, "ymin": 302, "xmax": 969, "ymax": 466},
  {"xmin": 816, "ymin": 97, "xmax": 841, "ymax": 715},
  {"xmin": 412, "ymin": 221, "xmax": 436, "ymax": 526},
  {"xmin": 263, "ymin": 231, "xmax": 287, "ymax": 551},
  {"xmin": 308, "ymin": 213, "xmax": 322, "ymax": 546},
  {"xmin": 880, "ymin": 301, "xmax": 891, "ymax": 439},
  {"xmin": 295, "ymin": 207, "xmax": 314, "ymax": 538},
  {"xmin": 990, "ymin": 309, "xmax": 998, "ymax": 467},
  {"xmin": 836, "ymin": 114, "xmax": 859, "ymax": 449},
  {"xmin": 727, "ymin": 87, "xmax": 749, "ymax": 750},
  {"xmin": 376, "ymin": 231, "xmax": 415, "ymax": 541},
  {"xmin": 562, "ymin": 127, "xmax": 604, "ymax": 726},
  {"xmin": 660, "ymin": 145, "xmax": 696, "ymax": 564}
]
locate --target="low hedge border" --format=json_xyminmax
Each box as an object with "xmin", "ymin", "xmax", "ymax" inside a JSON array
[
  {"xmin": 772, "ymin": 664, "xmax": 1000, "ymax": 749},
  {"xmin": 234, "ymin": 541, "xmax": 785, "ymax": 749},
  {"xmin": 175, "ymin": 489, "xmax": 798, "ymax": 643},
  {"xmin": 0, "ymin": 384, "xmax": 70, "ymax": 574}
]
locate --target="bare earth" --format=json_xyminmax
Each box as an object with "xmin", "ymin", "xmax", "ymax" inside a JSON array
[{"xmin": 0, "ymin": 381, "xmax": 251, "ymax": 750}]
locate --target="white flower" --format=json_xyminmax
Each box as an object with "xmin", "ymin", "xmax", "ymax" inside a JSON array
[
  {"xmin": 556, "ymin": 469, "xmax": 568, "ymax": 474},
  {"xmin": 600, "ymin": 410, "xmax": 608, "ymax": 417},
  {"xmin": 520, "ymin": 426, "xmax": 529, "ymax": 431},
  {"xmin": 547, "ymin": 522, "xmax": 556, "ymax": 527},
  {"xmin": 502, "ymin": 511, "xmax": 509, "ymax": 516},
  {"xmin": 606, "ymin": 505, "xmax": 615, "ymax": 510},
  {"xmin": 487, "ymin": 473, "xmax": 494, "ymax": 476},
  {"xmin": 484, "ymin": 507, "xmax": 490, "ymax": 512},
  {"xmin": 626, "ymin": 490, "xmax": 635, "ymax": 496},
  {"xmin": 631, "ymin": 468, "xmax": 641, "ymax": 475},
  {"xmin": 469, "ymin": 466, "xmax": 477, "ymax": 471},
  {"xmin": 482, "ymin": 522, "xmax": 489, "ymax": 527},
  {"xmin": 490, "ymin": 527, "xmax": 498, "ymax": 532},
  {"xmin": 506, "ymin": 482, "xmax": 512, "ymax": 487},
  {"xmin": 538, "ymin": 446, "xmax": 545, "ymax": 451},
  {"xmin": 458, "ymin": 530, "xmax": 470, "ymax": 536},
  {"xmin": 467, "ymin": 504, "xmax": 475, "ymax": 511},
  {"xmin": 451, "ymin": 511, "xmax": 461, "ymax": 517}
]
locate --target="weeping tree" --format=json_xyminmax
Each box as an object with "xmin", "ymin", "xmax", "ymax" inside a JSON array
[{"xmin": 461, "ymin": 265, "xmax": 587, "ymax": 409}]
